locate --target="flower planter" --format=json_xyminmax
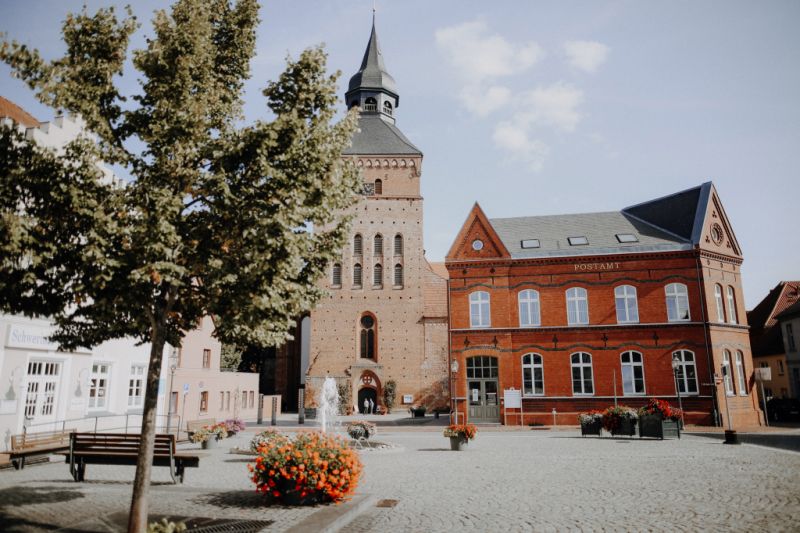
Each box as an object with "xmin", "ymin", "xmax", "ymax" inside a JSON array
[
  {"xmin": 201, "ymin": 438, "xmax": 219, "ymax": 449},
  {"xmin": 580, "ymin": 419, "xmax": 602, "ymax": 437},
  {"xmin": 449, "ymin": 436, "xmax": 468, "ymax": 451},
  {"xmin": 610, "ymin": 418, "xmax": 637, "ymax": 437},
  {"xmin": 639, "ymin": 414, "xmax": 681, "ymax": 439}
]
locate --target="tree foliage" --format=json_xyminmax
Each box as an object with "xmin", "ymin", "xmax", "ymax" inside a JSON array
[{"xmin": 0, "ymin": 1, "xmax": 359, "ymax": 530}]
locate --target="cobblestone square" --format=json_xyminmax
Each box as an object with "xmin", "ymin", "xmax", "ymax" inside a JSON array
[{"xmin": 1, "ymin": 427, "xmax": 798, "ymax": 532}]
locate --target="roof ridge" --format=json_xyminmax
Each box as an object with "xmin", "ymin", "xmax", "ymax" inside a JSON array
[{"xmin": 490, "ymin": 210, "xmax": 622, "ymax": 222}]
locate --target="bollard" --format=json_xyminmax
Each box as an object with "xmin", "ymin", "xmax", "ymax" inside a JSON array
[
  {"xmin": 271, "ymin": 396, "xmax": 278, "ymax": 426},
  {"xmin": 257, "ymin": 394, "xmax": 264, "ymax": 425},
  {"xmin": 298, "ymin": 387, "xmax": 305, "ymax": 425}
]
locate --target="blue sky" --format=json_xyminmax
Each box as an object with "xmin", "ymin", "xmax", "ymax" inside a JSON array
[{"xmin": 1, "ymin": 0, "xmax": 798, "ymax": 307}]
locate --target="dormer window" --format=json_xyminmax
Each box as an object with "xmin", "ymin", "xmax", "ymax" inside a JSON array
[
  {"xmin": 364, "ymin": 97, "xmax": 377, "ymax": 112},
  {"xmin": 383, "ymin": 101, "xmax": 393, "ymax": 115},
  {"xmin": 568, "ymin": 236, "xmax": 589, "ymax": 246}
]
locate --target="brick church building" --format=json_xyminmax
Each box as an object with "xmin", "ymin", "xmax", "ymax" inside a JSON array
[
  {"xmin": 298, "ymin": 20, "xmax": 449, "ymax": 413},
  {"xmin": 446, "ymin": 183, "xmax": 762, "ymax": 427}
]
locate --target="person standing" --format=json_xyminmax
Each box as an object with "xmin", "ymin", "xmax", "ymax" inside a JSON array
[
  {"xmin": 368, "ymin": 398, "xmax": 374, "ymax": 415},
  {"xmin": 363, "ymin": 398, "xmax": 369, "ymax": 415}
]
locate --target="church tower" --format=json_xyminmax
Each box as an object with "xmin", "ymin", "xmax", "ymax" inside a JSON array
[{"xmin": 306, "ymin": 18, "xmax": 449, "ymax": 414}]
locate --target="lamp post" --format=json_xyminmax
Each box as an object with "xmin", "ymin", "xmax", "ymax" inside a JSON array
[
  {"xmin": 166, "ymin": 348, "xmax": 178, "ymax": 435},
  {"xmin": 450, "ymin": 359, "xmax": 459, "ymax": 425},
  {"xmin": 671, "ymin": 354, "xmax": 684, "ymax": 427},
  {"xmin": 720, "ymin": 363, "xmax": 739, "ymax": 444}
]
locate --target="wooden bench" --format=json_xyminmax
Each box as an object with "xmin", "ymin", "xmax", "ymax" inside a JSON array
[
  {"xmin": 10, "ymin": 428, "xmax": 75, "ymax": 469},
  {"xmin": 186, "ymin": 418, "xmax": 216, "ymax": 440},
  {"xmin": 64, "ymin": 432, "xmax": 200, "ymax": 484}
]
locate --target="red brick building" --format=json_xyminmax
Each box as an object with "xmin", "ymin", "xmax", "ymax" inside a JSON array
[{"xmin": 446, "ymin": 183, "xmax": 762, "ymax": 427}]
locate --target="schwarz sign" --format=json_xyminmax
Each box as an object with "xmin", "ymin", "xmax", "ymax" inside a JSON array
[
  {"xmin": 574, "ymin": 262, "xmax": 621, "ymax": 272},
  {"xmin": 7, "ymin": 324, "xmax": 58, "ymax": 350}
]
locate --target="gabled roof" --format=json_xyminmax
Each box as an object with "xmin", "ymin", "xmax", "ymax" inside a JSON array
[
  {"xmin": 346, "ymin": 18, "xmax": 398, "ymax": 98},
  {"xmin": 342, "ymin": 114, "xmax": 421, "ymax": 155},
  {"xmin": 490, "ymin": 211, "xmax": 690, "ymax": 259},
  {"xmin": 622, "ymin": 182, "xmax": 711, "ymax": 243},
  {"xmin": 0, "ymin": 96, "xmax": 39, "ymax": 127},
  {"xmin": 747, "ymin": 281, "xmax": 800, "ymax": 356}
]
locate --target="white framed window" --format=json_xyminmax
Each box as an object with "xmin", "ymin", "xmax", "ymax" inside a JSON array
[
  {"xmin": 735, "ymin": 351, "xmax": 747, "ymax": 395},
  {"xmin": 672, "ymin": 350, "xmax": 699, "ymax": 394},
  {"xmin": 620, "ymin": 351, "xmax": 645, "ymax": 395},
  {"xmin": 127, "ymin": 365, "xmax": 145, "ymax": 408},
  {"xmin": 518, "ymin": 289, "xmax": 541, "ymax": 327},
  {"xmin": 714, "ymin": 284, "xmax": 725, "ymax": 322},
  {"xmin": 469, "ymin": 291, "xmax": 491, "ymax": 328},
  {"xmin": 614, "ymin": 285, "xmax": 639, "ymax": 324},
  {"xmin": 665, "ymin": 283, "xmax": 690, "ymax": 322},
  {"xmin": 571, "ymin": 352, "xmax": 594, "ymax": 395},
  {"xmin": 89, "ymin": 363, "xmax": 111, "ymax": 410},
  {"xmin": 566, "ymin": 287, "xmax": 589, "ymax": 325},
  {"xmin": 522, "ymin": 353, "xmax": 544, "ymax": 395},
  {"xmin": 722, "ymin": 350, "xmax": 734, "ymax": 395},
  {"xmin": 726, "ymin": 286, "xmax": 738, "ymax": 324}
]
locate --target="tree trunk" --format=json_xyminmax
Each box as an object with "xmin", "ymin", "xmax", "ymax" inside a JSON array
[{"xmin": 127, "ymin": 326, "xmax": 167, "ymax": 533}]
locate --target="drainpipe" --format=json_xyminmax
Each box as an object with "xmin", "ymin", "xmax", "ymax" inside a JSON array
[
  {"xmin": 447, "ymin": 274, "xmax": 454, "ymax": 424},
  {"xmin": 695, "ymin": 253, "xmax": 720, "ymax": 426}
]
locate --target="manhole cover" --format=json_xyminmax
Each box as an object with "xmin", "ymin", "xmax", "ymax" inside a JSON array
[{"xmin": 376, "ymin": 499, "xmax": 398, "ymax": 508}]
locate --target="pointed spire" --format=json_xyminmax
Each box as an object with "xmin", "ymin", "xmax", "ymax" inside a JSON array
[{"xmin": 346, "ymin": 14, "xmax": 398, "ymax": 109}]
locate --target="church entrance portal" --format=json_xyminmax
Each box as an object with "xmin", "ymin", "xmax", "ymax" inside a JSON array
[{"xmin": 358, "ymin": 387, "xmax": 378, "ymax": 414}]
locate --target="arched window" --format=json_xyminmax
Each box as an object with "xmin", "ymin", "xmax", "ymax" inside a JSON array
[
  {"xmin": 394, "ymin": 234, "xmax": 403, "ymax": 256},
  {"xmin": 353, "ymin": 234, "xmax": 363, "ymax": 256},
  {"xmin": 673, "ymin": 350, "xmax": 698, "ymax": 394},
  {"xmin": 373, "ymin": 264, "xmax": 382, "ymax": 286},
  {"xmin": 570, "ymin": 352, "xmax": 594, "ymax": 395},
  {"xmin": 353, "ymin": 263, "xmax": 362, "ymax": 287},
  {"xmin": 726, "ymin": 286, "xmax": 738, "ymax": 324},
  {"xmin": 364, "ymin": 97, "xmax": 377, "ymax": 111},
  {"xmin": 714, "ymin": 284, "xmax": 725, "ymax": 322},
  {"xmin": 383, "ymin": 100, "xmax": 393, "ymax": 115},
  {"xmin": 469, "ymin": 291, "xmax": 490, "ymax": 328},
  {"xmin": 665, "ymin": 283, "xmax": 690, "ymax": 322},
  {"xmin": 522, "ymin": 353, "xmax": 544, "ymax": 395},
  {"xmin": 393, "ymin": 263, "xmax": 403, "ymax": 287},
  {"xmin": 374, "ymin": 179, "xmax": 383, "ymax": 195},
  {"xmin": 566, "ymin": 287, "xmax": 589, "ymax": 325},
  {"xmin": 735, "ymin": 351, "xmax": 747, "ymax": 395},
  {"xmin": 518, "ymin": 289, "xmax": 541, "ymax": 327},
  {"xmin": 722, "ymin": 350, "xmax": 734, "ymax": 395},
  {"xmin": 614, "ymin": 285, "xmax": 639, "ymax": 324},
  {"xmin": 332, "ymin": 263, "xmax": 342, "ymax": 286},
  {"xmin": 620, "ymin": 351, "xmax": 645, "ymax": 395},
  {"xmin": 374, "ymin": 234, "xmax": 383, "ymax": 255},
  {"xmin": 360, "ymin": 314, "xmax": 376, "ymax": 359}
]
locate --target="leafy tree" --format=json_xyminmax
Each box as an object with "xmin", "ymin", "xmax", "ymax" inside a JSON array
[
  {"xmin": 220, "ymin": 343, "xmax": 243, "ymax": 371},
  {"xmin": 0, "ymin": 1, "xmax": 359, "ymax": 531}
]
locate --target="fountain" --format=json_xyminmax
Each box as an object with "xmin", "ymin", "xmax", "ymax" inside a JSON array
[{"xmin": 318, "ymin": 376, "xmax": 340, "ymax": 433}]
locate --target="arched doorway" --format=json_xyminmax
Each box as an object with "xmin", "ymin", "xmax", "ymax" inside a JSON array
[{"xmin": 357, "ymin": 370, "xmax": 381, "ymax": 414}]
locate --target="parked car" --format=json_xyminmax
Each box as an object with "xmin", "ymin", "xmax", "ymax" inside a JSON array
[{"xmin": 765, "ymin": 398, "xmax": 800, "ymax": 422}]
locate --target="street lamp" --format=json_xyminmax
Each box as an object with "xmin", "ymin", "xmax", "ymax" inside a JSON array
[
  {"xmin": 166, "ymin": 348, "xmax": 178, "ymax": 435},
  {"xmin": 450, "ymin": 359, "xmax": 459, "ymax": 424},
  {"xmin": 671, "ymin": 354, "xmax": 684, "ymax": 427}
]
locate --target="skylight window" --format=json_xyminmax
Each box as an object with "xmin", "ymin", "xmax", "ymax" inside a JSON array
[
  {"xmin": 616, "ymin": 233, "xmax": 639, "ymax": 243},
  {"xmin": 568, "ymin": 236, "xmax": 589, "ymax": 246},
  {"xmin": 521, "ymin": 239, "xmax": 540, "ymax": 249}
]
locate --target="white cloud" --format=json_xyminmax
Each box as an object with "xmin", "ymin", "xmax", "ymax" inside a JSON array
[
  {"xmin": 564, "ymin": 40, "xmax": 609, "ymax": 73},
  {"xmin": 519, "ymin": 82, "xmax": 584, "ymax": 132},
  {"xmin": 435, "ymin": 20, "xmax": 544, "ymax": 82},
  {"xmin": 493, "ymin": 121, "xmax": 550, "ymax": 172},
  {"xmin": 459, "ymin": 85, "xmax": 512, "ymax": 117}
]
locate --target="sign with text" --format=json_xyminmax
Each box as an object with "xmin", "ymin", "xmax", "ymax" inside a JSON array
[
  {"xmin": 6, "ymin": 324, "xmax": 58, "ymax": 350},
  {"xmin": 503, "ymin": 389, "xmax": 521, "ymax": 408},
  {"xmin": 754, "ymin": 367, "xmax": 772, "ymax": 381},
  {"xmin": 574, "ymin": 261, "xmax": 621, "ymax": 272}
]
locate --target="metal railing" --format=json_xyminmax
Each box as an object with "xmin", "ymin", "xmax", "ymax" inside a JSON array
[{"xmin": 20, "ymin": 412, "xmax": 181, "ymax": 438}]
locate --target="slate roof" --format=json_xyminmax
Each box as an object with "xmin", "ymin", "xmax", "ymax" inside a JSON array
[
  {"xmin": 347, "ymin": 20, "xmax": 398, "ymax": 97},
  {"xmin": 489, "ymin": 211, "xmax": 691, "ymax": 259},
  {"xmin": 623, "ymin": 184, "xmax": 708, "ymax": 241},
  {"xmin": 343, "ymin": 114, "xmax": 421, "ymax": 155}
]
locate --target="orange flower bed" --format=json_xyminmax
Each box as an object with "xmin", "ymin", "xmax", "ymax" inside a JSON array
[{"xmin": 248, "ymin": 431, "xmax": 363, "ymax": 505}]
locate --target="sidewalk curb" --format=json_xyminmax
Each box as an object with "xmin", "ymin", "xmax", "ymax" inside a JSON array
[{"xmin": 285, "ymin": 493, "xmax": 377, "ymax": 533}]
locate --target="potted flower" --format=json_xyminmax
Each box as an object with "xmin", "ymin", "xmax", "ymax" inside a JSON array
[
  {"xmin": 223, "ymin": 418, "xmax": 246, "ymax": 437},
  {"xmin": 192, "ymin": 423, "xmax": 228, "ymax": 449},
  {"xmin": 250, "ymin": 429, "xmax": 290, "ymax": 453},
  {"xmin": 443, "ymin": 423, "xmax": 477, "ymax": 451},
  {"xmin": 410, "ymin": 405, "xmax": 427, "ymax": 418},
  {"xmin": 578, "ymin": 410, "xmax": 603, "ymax": 437},
  {"xmin": 601, "ymin": 405, "xmax": 638, "ymax": 437},
  {"xmin": 638, "ymin": 399, "xmax": 682, "ymax": 439},
  {"xmin": 346, "ymin": 421, "xmax": 377, "ymax": 441}
]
